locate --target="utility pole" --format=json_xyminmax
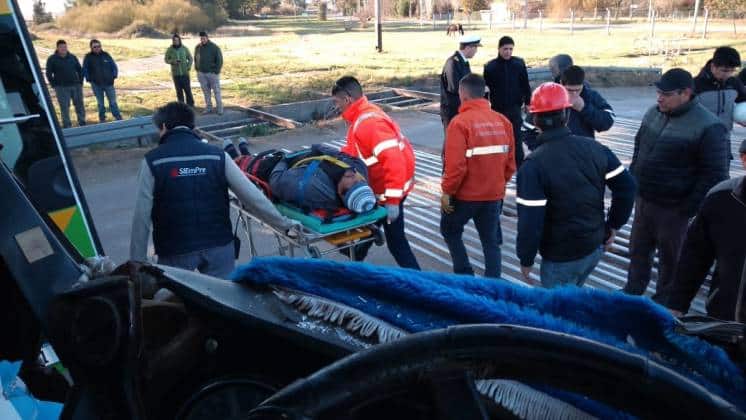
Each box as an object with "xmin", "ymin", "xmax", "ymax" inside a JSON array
[{"xmin": 375, "ymin": 0, "xmax": 382, "ymax": 52}]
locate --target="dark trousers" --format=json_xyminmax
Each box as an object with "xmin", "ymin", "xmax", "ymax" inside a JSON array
[
  {"xmin": 54, "ymin": 85, "xmax": 85, "ymax": 128},
  {"xmin": 354, "ymin": 196, "xmax": 421, "ymax": 270},
  {"xmin": 503, "ymin": 109, "xmax": 524, "ymax": 167},
  {"xmin": 173, "ymin": 75, "xmax": 194, "ymax": 106},
  {"xmin": 623, "ymin": 197, "xmax": 690, "ymax": 300},
  {"xmin": 440, "ymin": 199, "xmax": 503, "ymax": 278}
]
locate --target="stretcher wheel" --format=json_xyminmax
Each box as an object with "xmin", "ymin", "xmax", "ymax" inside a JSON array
[
  {"xmin": 372, "ymin": 226, "xmax": 385, "ymax": 246},
  {"xmin": 307, "ymin": 246, "xmax": 322, "ymax": 259}
]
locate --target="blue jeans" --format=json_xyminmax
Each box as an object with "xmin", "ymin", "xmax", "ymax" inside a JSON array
[
  {"xmin": 540, "ymin": 247, "xmax": 603, "ymax": 288},
  {"xmin": 158, "ymin": 241, "xmax": 234, "ymax": 279},
  {"xmin": 353, "ymin": 196, "xmax": 421, "ymax": 270},
  {"xmin": 440, "ymin": 199, "xmax": 503, "ymax": 278},
  {"xmin": 90, "ymin": 83, "xmax": 122, "ymax": 121}
]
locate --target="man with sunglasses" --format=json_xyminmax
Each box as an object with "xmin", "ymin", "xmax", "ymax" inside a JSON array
[
  {"xmin": 82, "ymin": 39, "xmax": 122, "ymax": 123},
  {"xmin": 332, "ymin": 76, "xmax": 420, "ymax": 270},
  {"xmin": 623, "ymin": 68, "xmax": 729, "ymax": 300}
]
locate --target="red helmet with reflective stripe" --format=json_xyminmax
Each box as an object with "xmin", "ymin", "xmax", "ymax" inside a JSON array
[{"xmin": 529, "ymin": 82, "xmax": 572, "ymax": 114}]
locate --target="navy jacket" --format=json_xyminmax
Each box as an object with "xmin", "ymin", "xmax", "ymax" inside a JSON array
[
  {"xmin": 516, "ymin": 127, "xmax": 635, "ymax": 266},
  {"xmin": 45, "ymin": 53, "xmax": 82, "ymax": 87},
  {"xmin": 82, "ymin": 51, "xmax": 118, "ymax": 86},
  {"xmin": 145, "ymin": 128, "xmax": 232, "ymax": 257},
  {"xmin": 566, "ymin": 83, "xmax": 615, "ymax": 139},
  {"xmin": 483, "ymin": 55, "xmax": 531, "ymax": 119}
]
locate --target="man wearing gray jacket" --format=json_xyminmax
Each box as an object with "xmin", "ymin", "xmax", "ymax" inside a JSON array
[
  {"xmin": 694, "ymin": 46, "xmax": 746, "ymax": 160},
  {"xmin": 130, "ymin": 102, "xmax": 296, "ymax": 278}
]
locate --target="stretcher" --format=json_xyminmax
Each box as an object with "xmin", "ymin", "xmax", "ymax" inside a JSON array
[{"xmin": 231, "ymin": 197, "xmax": 386, "ymax": 260}]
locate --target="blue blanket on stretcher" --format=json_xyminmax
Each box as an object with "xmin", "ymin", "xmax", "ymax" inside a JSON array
[{"xmin": 232, "ymin": 257, "xmax": 746, "ymax": 411}]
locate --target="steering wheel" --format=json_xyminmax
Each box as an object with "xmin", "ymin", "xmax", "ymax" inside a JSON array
[{"xmin": 247, "ymin": 324, "xmax": 744, "ymax": 420}]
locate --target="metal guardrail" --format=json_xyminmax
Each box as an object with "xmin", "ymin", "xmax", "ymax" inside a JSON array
[{"xmin": 62, "ymin": 116, "xmax": 157, "ymax": 149}]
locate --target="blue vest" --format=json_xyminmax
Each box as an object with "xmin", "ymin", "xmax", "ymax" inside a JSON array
[{"xmin": 145, "ymin": 128, "xmax": 232, "ymax": 257}]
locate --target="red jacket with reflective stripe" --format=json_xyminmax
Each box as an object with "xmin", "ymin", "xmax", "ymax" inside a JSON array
[
  {"xmin": 340, "ymin": 97, "xmax": 416, "ymax": 205},
  {"xmin": 442, "ymin": 98, "xmax": 516, "ymax": 201}
]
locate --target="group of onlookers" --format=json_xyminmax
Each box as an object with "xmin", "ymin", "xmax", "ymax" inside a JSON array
[
  {"xmin": 440, "ymin": 36, "xmax": 746, "ymax": 321},
  {"xmin": 44, "ymin": 31, "xmax": 224, "ymax": 128}
]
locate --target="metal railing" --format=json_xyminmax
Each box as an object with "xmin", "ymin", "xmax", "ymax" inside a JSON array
[{"xmin": 62, "ymin": 116, "xmax": 157, "ymax": 150}]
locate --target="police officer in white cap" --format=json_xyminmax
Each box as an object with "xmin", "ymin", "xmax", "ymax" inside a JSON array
[{"xmin": 440, "ymin": 35, "xmax": 482, "ymax": 134}]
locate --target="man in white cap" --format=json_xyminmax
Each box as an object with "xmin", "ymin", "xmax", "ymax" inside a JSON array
[{"xmin": 440, "ymin": 34, "xmax": 482, "ymax": 134}]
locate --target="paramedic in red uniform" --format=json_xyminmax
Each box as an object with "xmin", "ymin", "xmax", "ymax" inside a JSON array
[
  {"xmin": 440, "ymin": 74, "xmax": 516, "ymax": 278},
  {"xmin": 332, "ymin": 76, "xmax": 420, "ymax": 270}
]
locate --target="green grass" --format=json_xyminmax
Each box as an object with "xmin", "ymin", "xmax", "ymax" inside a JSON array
[
  {"xmin": 34, "ymin": 33, "xmax": 166, "ymax": 60},
  {"xmin": 35, "ymin": 16, "xmax": 746, "ymax": 120}
]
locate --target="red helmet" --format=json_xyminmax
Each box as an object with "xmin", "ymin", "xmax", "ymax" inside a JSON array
[{"xmin": 529, "ymin": 82, "xmax": 572, "ymax": 114}]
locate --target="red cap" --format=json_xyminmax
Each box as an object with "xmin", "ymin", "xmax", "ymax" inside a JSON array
[{"xmin": 529, "ymin": 82, "xmax": 572, "ymax": 114}]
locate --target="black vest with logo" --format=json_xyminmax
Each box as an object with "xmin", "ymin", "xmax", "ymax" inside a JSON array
[{"xmin": 145, "ymin": 128, "xmax": 231, "ymax": 257}]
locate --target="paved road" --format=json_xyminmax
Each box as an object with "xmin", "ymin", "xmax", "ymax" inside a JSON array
[{"xmin": 72, "ymin": 86, "xmax": 746, "ymax": 315}]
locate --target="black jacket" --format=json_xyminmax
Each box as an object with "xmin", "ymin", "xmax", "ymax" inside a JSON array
[
  {"xmin": 630, "ymin": 99, "xmax": 729, "ymax": 217},
  {"xmin": 82, "ymin": 51, "xmax": 118, "ymax": 86},
  {"xmin": 694, "ymin": 60, "xmax": 746, "ymax": 134},
  {"xmin": 45, "ymin": 53, "xmax": 82, "ymax": 87},
  {"xmin": 483, "ymin": 55, "xmax": 531, "ymax": 118},
  {"xmin": 440, "ymin": 51, "xmax": 471, "ymax": 123},
  {"xmin": 664, "ymin": 177, "xmax": 746, "ymax": 321},
  {"xmin": 516, "ymin": 127, "xmax": 635, "ymax": 265}
]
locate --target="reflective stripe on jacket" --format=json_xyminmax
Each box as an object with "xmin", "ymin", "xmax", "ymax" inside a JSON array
[
  {"xmin": 442, "ymin": 98, "xmax": 516, "ymax": 201},
  {"xmin": 340, "ymin": 97, "xmax": 415, "ymax": 205}
]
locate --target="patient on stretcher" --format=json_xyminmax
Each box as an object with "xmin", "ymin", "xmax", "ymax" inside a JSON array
[{"xmin": 225, "ymin": 140, "xmax": 376, "ymax": 216}]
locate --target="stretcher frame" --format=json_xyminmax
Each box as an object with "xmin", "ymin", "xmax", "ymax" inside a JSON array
[{"xmin": 230, "ymin": 198, "xmax": 385, "ymax": 260}]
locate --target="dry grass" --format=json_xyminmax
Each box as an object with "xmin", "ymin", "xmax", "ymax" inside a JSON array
[{"xmin": 36, "ymin": 17, "xmax": 746, "ymax": 120}]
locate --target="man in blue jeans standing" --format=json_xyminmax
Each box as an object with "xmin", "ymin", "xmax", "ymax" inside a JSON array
[
  {"xmin": 440, "ymin": 74, "xmax": 516, "ymax": 278},
  {"xmin": 82, "ymin": 39, "xmax": 122, "ymax": 123},
  {"xmin": 516, "ymin": 83, "xmax": 635, "ymax": 288}
]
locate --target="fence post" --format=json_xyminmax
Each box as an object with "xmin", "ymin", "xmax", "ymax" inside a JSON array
[
  {"xmin": 650, "ymin": 9, "xmax": 656, "ymax": 39},
  {"xmin": 691, "ymin": 0, "xmax": 701, "ymax": 33},
  {"xmin": 523, "ymin": 0, "xmax": 528, "ymax": 29},
  {"xmin": 570, "ymin": 9, "xmax": 575, "ymax": 35},
  {"xmin": 734, "ymin": 10, "xmax": 738, "ymax": 35},
  {"xmin": 702, "ymin": 7, "xmax": 709, "ymax": 39},
  {"xmin": 511, "ymin": 11, "xmax": 516, "ymax": 29},
  {"xmin": 606, "ymin": 8, "xmax": 611, "ymax": 35},
  {"xmin": 629, "ymin": 5, "xmax": 633, "ymax": 19},
  {"xmin": 593, "ymin": 7, "xmax": 597, "ymax": 20},
  {"xmin": 432, "ymin": 12, "xmax": 436, "ymax": 29},
  {"xmin": 419, "ymin": 0, "xmax": 423, "ymax": 27},
  {"xmin": 539, "ymin": 10, "xmax": 543, "ymax": 31}
]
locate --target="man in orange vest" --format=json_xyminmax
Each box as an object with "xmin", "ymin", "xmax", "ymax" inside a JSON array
[
  {"xmin": 333, "ymin": 76, "xmax": 420, "ymax": 270},
  {"xmin": 441, "ymin": 74, "xmax": 516, "ymax": 278}
]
